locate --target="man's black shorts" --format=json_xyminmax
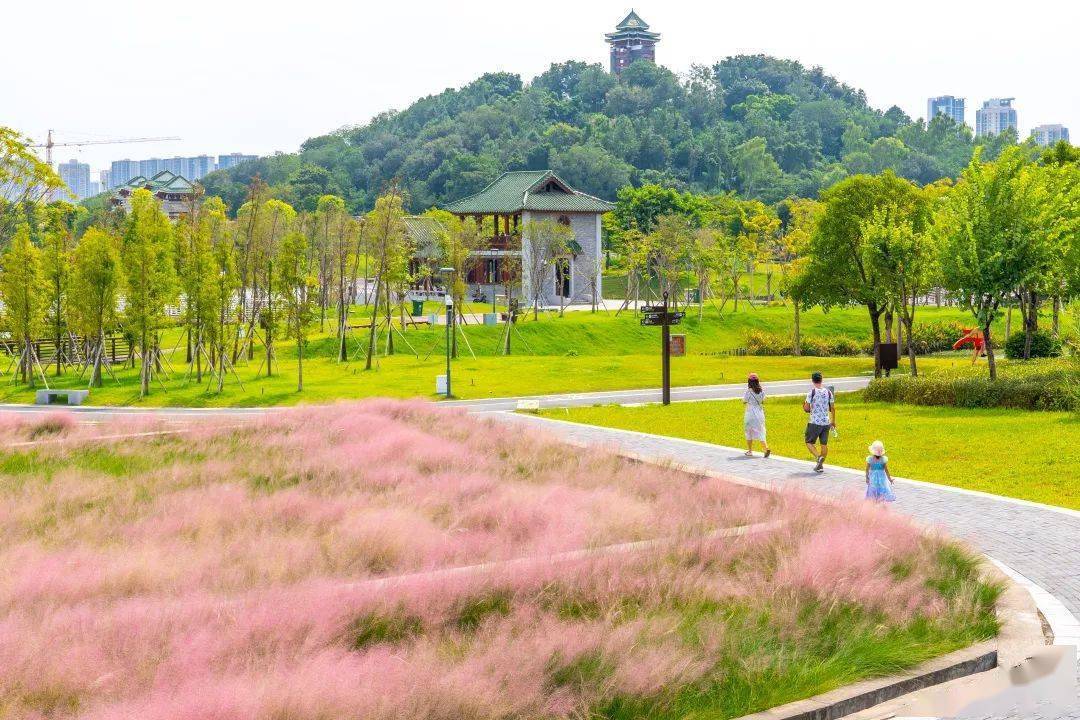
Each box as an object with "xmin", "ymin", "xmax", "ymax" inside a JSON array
[{"xmin": 805, "ymin": 423, "xmax": 830, "ymax": 444}]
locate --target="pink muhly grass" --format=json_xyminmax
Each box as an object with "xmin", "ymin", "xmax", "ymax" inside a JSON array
[{"xmin": 0, "ymin": 401, "xmax": 988, "ymax": 719}]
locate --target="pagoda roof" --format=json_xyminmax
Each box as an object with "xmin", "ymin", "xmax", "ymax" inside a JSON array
[
  {"xmin": 605, "ymin": 10, "xmax": 660, "ymax": 41},
  {"xmin": 444, "ymin": 171, "xmax": 614, "ymax": 215},
  {"xmin": 120, "ymin": 170, "xmax": 194, "ymax": 194},
  {"xmin": 403, "ymin": 215, "xmax": 445, "ymax": 259}
]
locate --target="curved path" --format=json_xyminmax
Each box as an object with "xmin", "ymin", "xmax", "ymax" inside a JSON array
[{"xmin": 495, "ymin": 412, "xmax": 1080, "ymax": 718}]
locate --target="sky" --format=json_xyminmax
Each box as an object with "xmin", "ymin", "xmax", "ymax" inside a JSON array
[{"xmin": 6, "ymin": 0, "xmax": 1078, "ymax": 176}]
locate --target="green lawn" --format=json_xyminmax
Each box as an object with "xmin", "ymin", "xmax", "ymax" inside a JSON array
[
  {"xmin": 0, "ymin": 304, "xmax": 1040, "ymax": 407},
  {"xmin": 539, "ymin": 394, "xmax": 1079, "ymax": 510}
]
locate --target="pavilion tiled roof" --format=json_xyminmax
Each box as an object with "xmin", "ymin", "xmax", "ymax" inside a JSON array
[
  {"xmin": 403, "ymin": 215, "xmax": 445, "ymax": 259},
  {"xmin": 444, "ymin": 171, "xmax": 614, "ymax": 215},
  {"xmin": 605, "ymin": 10, "xmax": 660, "ymax": 41},
  {"xmin": 122, "ymin": 170, "xmax": 195, "ymax": 193}
]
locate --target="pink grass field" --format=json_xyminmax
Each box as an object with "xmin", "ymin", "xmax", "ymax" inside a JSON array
[{"xmin": 0, "ymin": 401, "xmax": 997, "ymax": 719}]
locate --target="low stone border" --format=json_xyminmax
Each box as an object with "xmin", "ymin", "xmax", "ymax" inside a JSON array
[{"xmin": 731, "ymin": 561, "xmax": 1046, "ymax": 720}]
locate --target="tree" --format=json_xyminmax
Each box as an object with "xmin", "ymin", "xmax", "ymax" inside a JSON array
[
  {"xmin": 71, "ymin": 228, "xmax": 122, "ymax": 387},
  {"xmin": 277, "ymin": 229, "xmax": 315, "ymax": 391},
  {"xmin": 0, "ymin": 127, "xmax": 63, "ymax": 247},
  {"xmin": 777, "ymin": 198, "xmax": 821, "ymax": 356},
  {"xmin": 121, "ymin": 189, "xmax": 177, "ymax": 397},
  {"xmin": 861, "ymin": 186, "xmax": 941, "ymax": 375},
  {"xmin": 204, "ymin": 199, "xmax": 239, "ymax": 392},
  {"xmin": 256, "ymin": 199, "xmax": 297, "ymax": 376},
  {"xmin": 937, "ymin": 148, "xmax": 1044, "ymax": 379},
  {"xmin": 522, "ymin": 219, "xmax": 573, "ymax": 320},
  {"xmin": 364, "ymin": 188, "xmax": 407, "ymax": 370},
  {"xmin": 0, "ymin": 226, "xmax": 45, "ymax": 385},
  {"xmin": 432, "ymin": 213, "xmax": 481, "ymax": 357},
  {"xmin": 801, "ymin": 171, "xmax": 925, "ymax": 377},
  {"xmin": 313, "ymin": 195, "xmax": 348, "ymax": 333},
  {"xmin": 41, "ymin": 205, "xmax": 78, "ymax": 376},
  {"xmin": 646, "ymin": 214, "xmax": 695, "ymax": 304}
]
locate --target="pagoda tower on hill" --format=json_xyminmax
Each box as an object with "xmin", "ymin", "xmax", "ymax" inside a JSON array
[{"xmin": 605, "ymin": 10, "xmax": 660, "ymax": 75}]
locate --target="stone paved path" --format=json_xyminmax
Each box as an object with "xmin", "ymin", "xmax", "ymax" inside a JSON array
[{"xmin": 494, "ymin": 412, "xmax": 1080, "ymax": 718}]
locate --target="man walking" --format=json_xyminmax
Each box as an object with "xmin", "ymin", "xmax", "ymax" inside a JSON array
[{"xmin": 803, "ymin": 371, "xmax": 836, "ymax": 473}]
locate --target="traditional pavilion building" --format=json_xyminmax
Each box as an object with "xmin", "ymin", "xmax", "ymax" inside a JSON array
[
  {"xmin": 443, "ymin": 171, "xmax": 614, "ymax": 307},
  {"xmin": 605, "ymin": 10, "xmax": 660, "ymax": 74},
  {"xmin": 110, "ymin": 170, "xmax": 196, "ymax": 219}
]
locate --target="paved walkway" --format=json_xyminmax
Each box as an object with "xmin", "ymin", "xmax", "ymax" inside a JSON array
[
  {"xmin": 0, "ymin": 377, "xmax": 873, "ymax": 419},
  {"xmin": 495, "ymin": 412, "xmax": 1080, "ymax": 718},
  {"xmin": 445, "ymin": 376, "xmax": 871, "ymax": 412}
]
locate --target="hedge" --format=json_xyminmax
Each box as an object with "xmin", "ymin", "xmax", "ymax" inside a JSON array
[
  {"xmin": 1004, "ymin": 330, "xmax": 1063, "ymax": 359},
  {"xmin": 863, "ymin": 360, "xmax": 1080, "ymax": 411},
  {"xmin": 744, "ymin": 321, "xmax": 968, "ymax": 358}
]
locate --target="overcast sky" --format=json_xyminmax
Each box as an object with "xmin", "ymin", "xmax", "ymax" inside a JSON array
[{"xmin": 6, "ymin": 0, "xmax": 1077, "ymax": 175}]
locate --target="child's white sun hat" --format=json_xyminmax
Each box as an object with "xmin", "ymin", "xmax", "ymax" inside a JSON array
[{"xmin": 868, "ymin": 440, "xmax": 885, "ymax": 456}]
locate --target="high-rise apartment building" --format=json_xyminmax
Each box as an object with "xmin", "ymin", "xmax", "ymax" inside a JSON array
[
  {"xmin": 110, "ymin": 159, "xmax": 141, "ymax": 188},
  {"xmin": 927, "ymin": 96, "xmax": 965, "ymax": 125},
  {"xmin": 1030, "ymin": 124, "xmax": 1070, "ymax": 146},
  {"xmin": 975, "ymin": 98, "xmax": 1018, "ymax": 137},
  {"xmin": 184, "ymin": 155, "xmax": 216, "ymax": 179},
  {"xmin": 57, "ymin": 159, "xmax": 92, "ymax": 200},
  {"xmin": 217, "ymin": 153, "xmax": 258, "ymax": 170},
  {"xmin": 99, "ymin": 169, "xmax": 112, "ymax": 189}
]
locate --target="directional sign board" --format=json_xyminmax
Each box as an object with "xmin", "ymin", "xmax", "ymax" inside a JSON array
[{"xmin": 640, "ymin": 311, "xmax": 685, "ymax": 327}]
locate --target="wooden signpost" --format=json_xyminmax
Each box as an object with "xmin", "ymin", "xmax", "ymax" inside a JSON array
[{"xmin": 640, "ymin": 292, "xmax": 684, "ymax": 405}]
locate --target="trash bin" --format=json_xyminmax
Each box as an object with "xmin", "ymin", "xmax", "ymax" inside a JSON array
[
  {"xmin": 483, "ymin": 313, "xmax": 498, "ymax": 326},
  {"xmin": 411, "ymin": 299, "xmax": 425, "ymax": 316}
]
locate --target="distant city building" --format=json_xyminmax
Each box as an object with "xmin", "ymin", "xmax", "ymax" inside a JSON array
[
  {"xmin": 185, "ymin": 155, "xmax": 216, "ymax": 180},
  {"xmin": 975, "ymin": 98, "xmax": 1018, "ymax": 137},
  {"xmin": 605, "ymin": 10, "xmax": 660, "ymax": 75},
  {"xmin": 110, "ymin": 159, "xmax": 141, "ymax": 188},
  {"xmin": 927, "ymin": 96, "xmax": 965, "ymax": 126},
  {"xmin": 217, "ymin": 152, "xmax": 258, "ymax": 170},
  {"xmin": 1030, "ymin": 124, "xmax": 1070, "ymax": 146},
  {"xmin": 89, "ymin": 181, "xmax": 102, "ymax": 197},
  {"xmin": 57, "ymin": 159, "xmax": 92, "ymax": 201},
  {"xmin": 111, "ymin": 170, "xmax": 196, "ymax": 220},
  {"xmin": 99, "ymin": 169, "xmax": 112, "ymax": 189},
  {"xmin": 139, "ymin": 157, "xmax": 166, "ymax": 177}
]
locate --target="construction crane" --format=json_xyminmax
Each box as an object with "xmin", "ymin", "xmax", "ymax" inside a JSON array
[{"xmin": 31, "ymin": 129, "xmax": 182, "ymax": 165}]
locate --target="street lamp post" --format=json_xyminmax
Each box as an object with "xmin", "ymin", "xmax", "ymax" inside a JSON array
[
  {"xmin": 439, "ymin": 266, "xmax": 455, "ymax": 398},
  {"xmin": 444, "ymin": 292, "xmax": 453, "ymax": 398}
]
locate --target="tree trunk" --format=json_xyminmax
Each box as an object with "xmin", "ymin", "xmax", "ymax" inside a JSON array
[
  {"xmin": 904, "ymin": 315, "xmax": 917, "ymax": 377},
  {"xmin": 1052, "ymin": 295, "xmax": 1060, "ymax": 337},
  {"xmin": 140, "ymin": 329, "xmax": 150, "ymax": 397},
  {"xmin": 364, "ymin": 271, "xmax": 383, "ymax": 370},
  {"xmin": 884, "ymin": 309, "xmax": 894, "ymax": 343},
  {"xmin": 984, "ymin": 321, "xmax": 997, "ymax": 380},
  {"xmin": 869, "ymin": 306, "xmax": 883, "ymax": 378},
  {"xmin": 297, "ymin": 335, "xmax": 303, "ymax": 392},
  {"xmin": 793, "ymin": 302, "xmax": 801, "ymax": 356},
  {"xmin": 1023, "ymin": 289, "xmax": 1038, "ymax": 360},
  {"xmin": 1005, "ymin": 305, "xmax": 1012, "ymax": 339}
]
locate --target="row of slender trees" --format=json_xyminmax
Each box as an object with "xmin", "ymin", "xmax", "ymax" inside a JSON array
[{"xmin": 611, "ymin": 144, "xmax": 1079, "ymax": 380}]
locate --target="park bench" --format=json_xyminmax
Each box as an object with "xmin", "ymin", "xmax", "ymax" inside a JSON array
[{"xmin": 35, "ymin": 389, "xmax": 89, "ymax": 406}]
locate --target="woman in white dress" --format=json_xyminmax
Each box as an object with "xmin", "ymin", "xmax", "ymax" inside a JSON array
[{"xmin": 743, "ymin": 373, "xmax": 771, "ymax": 457}]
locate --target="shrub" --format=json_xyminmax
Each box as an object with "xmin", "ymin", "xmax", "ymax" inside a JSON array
[
  {"xmin": 745, "ymin": 330, "xmax": 869, "ymax": 357},
  {"xmin": 1004, "ymin": 330, "xmax": 1062, "ymax": 359},
  {"xmin": 863, "ymin": 359, "xmax": 1080, "ymax": 411},
  {"xmin": 905, "ymin": 321, "xmax": 967, "ymax": 355}
]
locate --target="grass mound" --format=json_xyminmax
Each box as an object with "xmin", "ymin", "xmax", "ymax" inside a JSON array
[{"xmin": 0, "ymin": 402, "xmax": 997, "ymax": 719}]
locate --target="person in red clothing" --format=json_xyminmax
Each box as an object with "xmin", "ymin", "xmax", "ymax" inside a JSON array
[{"xmin": 952, "ymin": 327, "xmax": 985, "ymax": 365}]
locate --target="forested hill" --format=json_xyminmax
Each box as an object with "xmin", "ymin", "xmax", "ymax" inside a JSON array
[{"xmin": 203, "ymin": 55, "xmax": 1011, "ymax": 213}]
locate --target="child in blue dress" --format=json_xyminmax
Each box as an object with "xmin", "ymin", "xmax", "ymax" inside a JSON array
[{"xmin": 865, "ymin": 440, "xmax": 896, "ymax": 502}]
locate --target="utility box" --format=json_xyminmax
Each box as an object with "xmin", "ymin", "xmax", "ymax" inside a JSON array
[
  {"xmin": 669, "ymin": 334, "xmax": 686, "ymax": 357},
  {"xmin": 483, "ymin": 313, "xmax": 499, "ymax": 326},
  {"xmin": 435, "ymin": 375, "xmax": 448, "ymax": 395},
  {"xmin": 877, "ymin": 342, "xmax": 899, "ymax": 371}
]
